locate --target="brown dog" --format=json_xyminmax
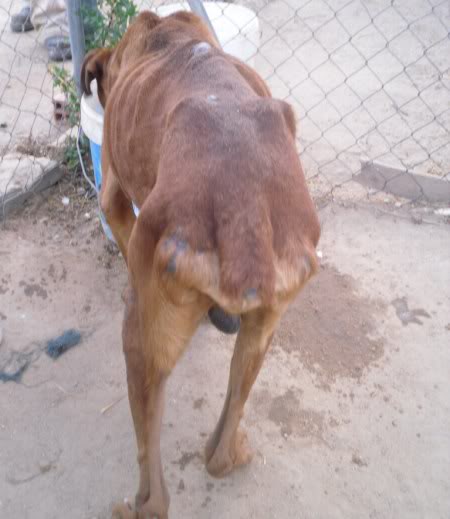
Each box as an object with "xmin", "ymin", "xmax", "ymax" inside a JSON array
[{"xmin": 81, "ymin": 10, "xmax": 320, "ymax": 519}]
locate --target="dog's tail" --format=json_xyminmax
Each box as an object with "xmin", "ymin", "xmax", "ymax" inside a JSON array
[{"xmin": 214, "ymin": 203, "xmax": 276, "ymax": 309}]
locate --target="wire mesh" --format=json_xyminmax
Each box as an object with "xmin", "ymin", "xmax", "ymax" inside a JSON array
[
  {"xmin": 0, "ymin": 0, "xmax": 74, "ymax": 218},
  {"xmin": 1, "ymin": 0, "xmax": 449, "ymax": 218}
]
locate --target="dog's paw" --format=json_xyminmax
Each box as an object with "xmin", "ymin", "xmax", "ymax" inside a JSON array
[
  {"xmin": 111, "ymin": 499, "xmax": 137, "ymax": 519},
  {"xmin": 206, "ymin": 428, "xmax": 254, "ymax": 478},
  {"xmin": 135, "ymin": 490, "xmax": 149, "ymax": 510}
]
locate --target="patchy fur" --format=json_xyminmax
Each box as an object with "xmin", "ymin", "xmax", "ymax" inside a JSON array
[{"xmin": 82, "ymin": 10, "xmax": 320, "ymax": 519}]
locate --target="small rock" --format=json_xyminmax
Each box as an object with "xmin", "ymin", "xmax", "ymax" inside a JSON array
[
  {"xmin": 39, "ymin": 460, "xmax": 52, "ymax": 473},
  {"xmin": 84, "ymin": 212, "xmax": 91, "ymax": 220},
  {"xmin": 351, "ymin": 453, "xmax": 368, "ymax": 467},
  {"xmin": 317, "ymin": 250, "xmax": 323, "ymax": 259},
  {"xmin": 61, "ymin": 196, "xmax": 70, "ymax": 206}
]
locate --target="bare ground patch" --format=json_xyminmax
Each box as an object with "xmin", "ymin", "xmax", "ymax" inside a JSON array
[{"xmin": 275, "ymin": 264, "xmax": 385, "ymax": 385}]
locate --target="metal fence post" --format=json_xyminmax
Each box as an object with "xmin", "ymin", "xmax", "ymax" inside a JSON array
[
  {"xmin": 187, "ymin": 0, "xmax": 219, "ymax": 46},
  {"xmin": 66, "ymin": 0, "xmax": 97, "ymax": 95}
]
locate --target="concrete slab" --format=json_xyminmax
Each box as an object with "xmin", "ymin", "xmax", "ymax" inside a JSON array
[
  {"xmin": 0, "ymin": 153, "xmax": 63, "ymax": 218},
  {"xmin": 356, "ymin": 161, "xmax": 450, "ymax": 203}
]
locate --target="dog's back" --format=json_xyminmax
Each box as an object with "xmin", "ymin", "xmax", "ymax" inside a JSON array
[
  {"xmin": 148, "ymin": 93, "xmax": 319, "ymax": 312},
  {"xmin": 99, "ymin": 23, "xmax": 319, "ymax": 313}
]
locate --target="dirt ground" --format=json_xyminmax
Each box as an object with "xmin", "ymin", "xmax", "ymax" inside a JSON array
[{"xmin": 0, "ymin": 182, "xmax": 449, "ymax": 519}]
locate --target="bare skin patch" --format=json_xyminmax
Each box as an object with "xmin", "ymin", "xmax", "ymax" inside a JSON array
[
  {"xmin": 244, "ymin": 287, "xmax": 258, "ymax": 300},
  {"xmin": 163, "ymin": 235, "xmax": 188, "ymax": 274},
  {"xmin": 192, "ymin": 41, "xmax": 211, "ymax": 56}
]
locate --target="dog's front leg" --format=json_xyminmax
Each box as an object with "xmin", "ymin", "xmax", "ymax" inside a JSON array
[{"xmin": 100, "ymin": 168, "xmax": 136, "ymax": 264}]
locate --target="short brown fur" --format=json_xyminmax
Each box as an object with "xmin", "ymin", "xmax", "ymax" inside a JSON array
[{"xmin": 82, "ymin": 11, "xmax": 320, "ymax": 519}]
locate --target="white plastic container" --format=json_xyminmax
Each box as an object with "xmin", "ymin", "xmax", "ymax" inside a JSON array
[{"xmin": 81, "ymin": 3, "xmax": 260, "ymax": 240}]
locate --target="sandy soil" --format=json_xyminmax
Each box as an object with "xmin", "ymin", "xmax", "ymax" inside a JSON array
[{"xmin": 0, "ymin": 182, "xmax": 449, "ymax": 519}]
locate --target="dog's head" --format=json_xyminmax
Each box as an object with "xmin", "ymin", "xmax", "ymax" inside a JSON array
[{"xmin": 81, "ymin": 10, "xmax": 217, "ymax": 107}]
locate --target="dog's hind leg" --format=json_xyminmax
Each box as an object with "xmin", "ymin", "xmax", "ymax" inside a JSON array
[
  {"xmin": 113, "ymin": 228, "xmax": 210, "ymax": 519},
  {"xmin": 111, "ymin": 284, "xmax": 149, "ymax": 519},
  {"xmin": 205, "ymin": 306, "xmax": 283, "ymax": 478},
  {"xmin": 100, "ymin": 170, "xmax": 135, "ymax": 262},
  {"xmin": 120, "ymin": 285, "xmax": 152, "ymax": 509}
]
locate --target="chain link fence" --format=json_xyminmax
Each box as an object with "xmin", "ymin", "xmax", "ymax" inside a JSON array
[
  {"xmin": 1, "ymin": 0, "xmax": 449, "ymax": 219},
  {"xmin": 0, "ymin": 0, "xmax": 74, "ymax": 218}
]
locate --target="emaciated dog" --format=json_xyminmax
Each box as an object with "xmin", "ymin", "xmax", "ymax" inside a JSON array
[{"xmin": 81, "ymin": 10, "xmax": 320, "ymax": 519}]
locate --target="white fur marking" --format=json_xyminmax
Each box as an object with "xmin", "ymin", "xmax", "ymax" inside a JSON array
[{"xmin": 192, "ymin": 41, "xmax": 211, "ymax": 56}]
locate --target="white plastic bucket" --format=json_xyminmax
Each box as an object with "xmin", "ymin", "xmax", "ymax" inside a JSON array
[
  {"xmin": 80, "ymin": 3, "xmax": 260, "ymax": 240},
  {"xmin": 79, "ymin": 81, "xmax": 116, "ymax": 240}
]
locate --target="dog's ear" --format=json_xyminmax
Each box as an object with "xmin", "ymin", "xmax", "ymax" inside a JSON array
[
  {"xmin": 80, "ymin": 48, "xmax": 113, "ymax": 101},
  {"xmin": 138, "ymin": 10, "xmax": 161, "ymax": 29}
]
